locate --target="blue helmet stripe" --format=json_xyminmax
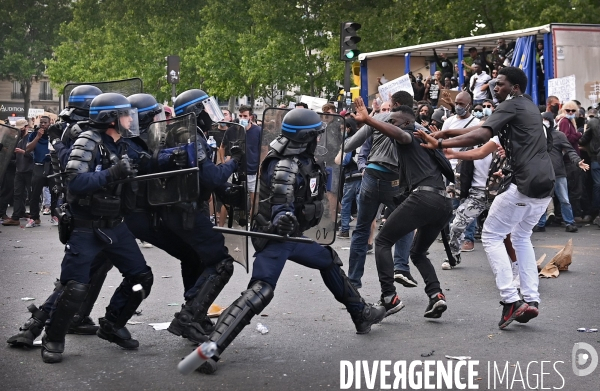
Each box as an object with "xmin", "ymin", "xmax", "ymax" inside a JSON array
[
  {"xmin": 138, "ymin": 103, "xmax": 159, "ymax": 113},
  {"xmin": 281, "ymin": 124, "xmax": 297, "ymax": 133},
  {"xmin": 174, "ymin": 95, "xmax": 208, "ymax": 114},
  {"xmin": 69, "ymin": 95, "xmax": 98, "ymax": 102},
  {"xmin": 90, "ymin": 103, "xmax": 131, "ymax": 111},
  {"xmin": 282, "ymin": 121, "xmax": 322, "ymax": 130}
]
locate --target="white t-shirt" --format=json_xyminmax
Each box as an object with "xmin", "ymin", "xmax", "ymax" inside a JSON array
[
  {"xmin": 442, "ymin": 114, "xmax": 478, "ymax": 170},
  {"xmin": 472, "ymin": 136, "xmax": 500, "ymax": 188},
  {"xmin": 470, "ymin": 72, "xmax": 492, "ymax": 101}
]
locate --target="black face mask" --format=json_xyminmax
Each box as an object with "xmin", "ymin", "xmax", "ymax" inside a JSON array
[
  {"xmin": 550, "ymin": 104, "xmax": 559, "ymax": 116},
  {"xmin": 575, "ymin": 117, "xmax": 585, "ymax": 128}
]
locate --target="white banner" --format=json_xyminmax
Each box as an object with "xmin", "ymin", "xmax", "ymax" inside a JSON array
[
  {"xmin": 547, "ymin": 75, "xmax": 576, "ymax": 104},
  {"xmin": 27, "ymin": 108, "xmax": 44, "ymax": 118},
  {"xmin": 300, "ymin": 95, "xmax": 329, "ymax": 112},
  {"xmin": 377, "ymin": 74, "xmax": 414, "ymax": 103}
]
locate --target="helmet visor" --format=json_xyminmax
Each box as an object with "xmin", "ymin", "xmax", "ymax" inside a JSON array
[
  {"xmin": 117, "ymin": 108, "xmax": 139, "ymax": 138},
  {"xmin": 202, "ymin": 97, "xmax": 225, "ymax": 122},
  {"xmin": 153, "ymin": 104, "xmax": 167, "ymax": 122}
]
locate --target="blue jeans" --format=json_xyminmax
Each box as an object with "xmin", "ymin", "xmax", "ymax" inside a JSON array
[
  {"xmin": 464, "ymin": 219, "xmax": 477, "ymax": 242},
  {"xmin": 340, "ymin": 179, "xmax": 361, "ymax": 232},
  {"xmin": 347, "ymin": 172, "xmax": 411, "ymax": 288},
  {"xmin": 592, "ymin": 160, "xmax": 600, "ymax": 212},
  {"xmin": 538, "ymin": 176, "xmax": 574, "ymax": 226}
]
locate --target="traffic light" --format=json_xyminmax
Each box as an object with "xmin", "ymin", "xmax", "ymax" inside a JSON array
[
  {"xmin": 165, "ymin": 55, "xmax": 180, "ymax": 84},
  {"xmin": 340, "ymin": 22, "xmax": 361, "ymax": 61}
]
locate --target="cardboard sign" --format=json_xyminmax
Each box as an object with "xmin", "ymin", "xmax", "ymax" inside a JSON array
[
  {"xmin": 438, "ymin": 89, "xmax": 459, "ymax": 110},
  {"xmin": 27, "ymin": 108, "xmax": 44, "ymax": 118},
  {"xmin": 377, "ymin": 74, "xmax": 414, "ymax": 102},
  {"xmin": 584, "ymin": 81, "xmax": 600, "ymax": 104},
  {"xmin": 547, "ymin": 75, "xmax": 576, "ymax": 103},
  {"xmin": 300, "ymin": 95, "xmax": 329, "ymax": 112}
]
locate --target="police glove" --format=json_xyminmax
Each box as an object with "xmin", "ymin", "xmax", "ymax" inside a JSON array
[
  {"xmin": 171, "ymin": 148, "xmax": 188, "ymax": 168},
  {"xmin": 107, "ymin": 158, "xmax": 134, "ymax": 182},
  {"xmin": 47, "ymin": 124, "xmax": 63, "ymax": 144},
  {"xmin": 274, "ymin": 213, "xmax": 298, "ymax": 236},
  {"xmin": 230, "ymin": 144, "xmax": 244, "ymax": 164}
]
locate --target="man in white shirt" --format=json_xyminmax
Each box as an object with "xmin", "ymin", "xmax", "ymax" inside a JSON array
[
  {"xmin": 442, "ymin": 92, "xmax": 478, "ymax": 172},
  {"xmin": 469, "ymin": 62, "xmax": 492, "ymax": 106}
]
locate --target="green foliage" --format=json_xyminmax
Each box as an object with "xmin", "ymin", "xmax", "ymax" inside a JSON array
[{"xmin": 43, "ymin": 0, "xmax": 600, "ymax": 105}]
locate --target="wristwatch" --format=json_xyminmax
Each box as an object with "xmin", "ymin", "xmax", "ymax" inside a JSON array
[{"xmin": 438, "ymin": 139, "xmax": 443, "ymax": 149}]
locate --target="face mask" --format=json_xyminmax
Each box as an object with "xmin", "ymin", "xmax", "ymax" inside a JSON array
[
  {"xmin": 455, "ymin": 105, "xmax": 469, "ymax": 117},
  {"xmin": 473, "ymin": 111, "xmax": 483, "ymax": 118},
  {"xmin": 442, "ymin": 61, "xmax": 448, "ymax": 67},
  {"xmin": 416, "ymin": 77, "xmax": 422, "ymax": 82},
  {"xmin": 239, "ymin": 118, "xmax": 249, "ymax": 127},
  {"xmin": 566, "ymin": 114, "xmax": 575, "ymax": 120},
  {"xmin": 483, "ymin": 108, "xmax": 492, "ymax": 117}
]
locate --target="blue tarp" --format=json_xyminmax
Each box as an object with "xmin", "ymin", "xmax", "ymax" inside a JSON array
[{"xmin": 511, "ymin": 35, "xmax": 538, "ymax": 104}]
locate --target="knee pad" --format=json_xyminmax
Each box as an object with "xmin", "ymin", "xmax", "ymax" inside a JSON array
[
  {"xmin": 132, "ymin": 269, "xmax": 154, "ymax": 298},
  {"xmin": 216, "ymin": 256, "xmax": 235, "ymax": 282}
]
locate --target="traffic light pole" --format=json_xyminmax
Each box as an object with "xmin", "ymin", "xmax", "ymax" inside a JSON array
[{"xmin": 344, "ymin": 61, "xmax": 352, "ymax": 111}]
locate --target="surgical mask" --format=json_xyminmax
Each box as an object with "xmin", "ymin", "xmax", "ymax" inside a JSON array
[
  {"xmin": 473, "ymin": 111, "xmax": 483, "ymax": 118},
  {"xmin": 483, "ymin": 108, "xmax": 492, "ymax": 117},
  {"xmin": 239, "ymin": 118, "xmax": 249, "ymax": 127},
  {"xmin": 416, "ymin": 77, "xmax": 422, "ymax": 82},
  {"xmin": 442, "ymin": 61, "xmax": 448, "ymax": 67},
  {"xmin": 566, "ymin": 114, "xmax": 575, "ymax": 120},
  {"xmin": 455, "ymin": 105, "xmax": 469, "ymax": 117}
]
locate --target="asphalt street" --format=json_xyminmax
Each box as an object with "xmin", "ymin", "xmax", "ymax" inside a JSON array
[{"xmin": 1, "ymin": 212, "xmax": 599, "ymax": 391}]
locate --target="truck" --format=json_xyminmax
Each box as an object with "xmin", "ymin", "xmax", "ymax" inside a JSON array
[{"xmin": 357, "ymin": 23, "xmax": 600, "ymax": 108}]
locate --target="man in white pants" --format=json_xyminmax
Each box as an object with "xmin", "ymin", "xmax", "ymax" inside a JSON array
[{"xmin": 417, "ymin": 66, "xmax": 554, "ymax": 329}]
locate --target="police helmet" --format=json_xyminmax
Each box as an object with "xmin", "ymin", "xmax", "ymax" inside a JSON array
[
  {"xmin": 174, "ymin": 89, "xmax": 209, "ymax": 116},
  {"xmin": 127, "ymin": 93, "xmax": 165, "ymax": 131},
  {"xmin": 63, "ymin": 85, "xmax": 103, "ymax": 121},
  {"xmin": 281, "ymin": 108, "xmax": 326, "ymax": 143},
  {"xmin": 89, "ymin": 93, "xmax": 139, "ymax": 137}
]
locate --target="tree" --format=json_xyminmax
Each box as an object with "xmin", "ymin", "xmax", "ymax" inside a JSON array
[{"xmin": 0, "ymin": 0, "xmax": 73, "ymax": 117}]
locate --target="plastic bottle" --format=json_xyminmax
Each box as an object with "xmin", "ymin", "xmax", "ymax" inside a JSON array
[
  {"xmin": 207, "ymin": 135, "xmax": 217, "ymax": 150},
  {"xmin": 177, "ymin": 341, "xmax": 218, "ymax": 375}
]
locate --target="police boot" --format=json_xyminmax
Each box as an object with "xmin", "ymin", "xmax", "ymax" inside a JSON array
[
  {"xmin": 197, "ymin": 280, "xmax": 274, "ymax": 375},
  {"xmin": 41, "ymin": 281, "xmax": 90, "ymax": 363},
  {"xmin": 168, "ymin": 258, "xmax": 233, "ymax": 344},
  {"xmin": 68, "ymin": 257, "xmax": 112, "ymax": 335},
  {"xmin": 97, "ymin": 270, "xmax": 153, "ymax": 349},
  {"xmin": 351, "ymin": 303, "xmax": 386, "ymax": 334},
  {"xmin": 7, "ymin": 304, "xmax": 49, "ymax": 348}
]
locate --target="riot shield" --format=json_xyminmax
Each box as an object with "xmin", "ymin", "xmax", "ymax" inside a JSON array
[
  {"xmin": 0, "ymin": 124, "xmax": 19, "ymax": 183},
  {"xmin": 145, "ymin": 113, "xmax": 198, "ymax": 206},
  {"xmin": 62, "ymin": 78, "xmax": 143, "ymax": 108},
  {"xmin": 255, "ymin": 108, "xmax": 345, "ymax": 245},
  {"xmin": 211, "ymin": 122, "xmax": 249, "ymax": 271}
]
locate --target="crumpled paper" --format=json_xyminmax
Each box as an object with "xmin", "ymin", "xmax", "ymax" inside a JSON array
[
  {"xmin": 208, "ymin": 303, "xmax": 225, "ymax": 318},
  {"xmin": 539, "ymin": 239, "xmax": 573, "ymax": 278}
]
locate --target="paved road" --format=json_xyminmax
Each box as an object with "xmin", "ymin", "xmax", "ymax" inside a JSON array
[{"xmin": 1, "ymin": 214, "xmax": 599, "ymax": 390}]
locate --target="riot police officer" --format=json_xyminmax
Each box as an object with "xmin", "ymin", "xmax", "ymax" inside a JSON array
[
  {"xmin": 164, "ymin": 89, "xmax": 248, "ymax": 343},
  {"xmin": 197, "ymin": 109, "xmax": 386, "ymax": 374},
  {"xmin": 39, "ymin": 93, "xmax": 154, "ymax": 363}
]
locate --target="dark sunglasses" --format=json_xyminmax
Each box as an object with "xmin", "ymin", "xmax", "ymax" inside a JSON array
[
  {"xmin": 473, "ymin": 109, "xmax": 483, "ymax": 112},
  {"xmin": 565, "ymin": 109, "xmax": 576, "ymax": 113},
  {"xmin": 483, "ymin": 104, "xmax": 493, "ymax": 108}
]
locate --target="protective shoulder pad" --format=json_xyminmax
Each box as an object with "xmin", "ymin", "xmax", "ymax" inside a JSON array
[
  {"xmin": 65, "ymin": 159, "xmax": 91, "ymax": 176},
  {"xmin": 72, "ymin": 130, "xmax": 101, "ymax": 152},
  {"xmin": 270, "ymin": 158, "xmax": 297, "ymax": 205}
]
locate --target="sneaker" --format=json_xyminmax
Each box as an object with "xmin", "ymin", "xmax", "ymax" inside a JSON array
[
  {"xmin": 393, "ymin": 270, "xmax": 418, "ymax": 287},
  {"xmin": 366, "ymin": 244, "xmax": 374, "ymax": 254},
  {"xmin": 141, "ymin": 241, "xmax": 154, "ymax": 248},
  {"xmin": 424, "ymin": 293, "xmax": 447, "ymax": 318},
  {"xmin": 352, "ymin": 304, "xmax": 386, "ymax": 334},
  {"xmin": 2, "ymin": 218, "xmax": 20, "ymax": 226},
  {"xmin": 532, "ymin": 225, "xmax": 546, "ymax": 232},
  {"xmin": 42, "ymin": 207, "xmax": 51, "ymax": 215},
  {"xmin": 50, "ymin": 216, "xmax": 59, "ymax": 226},
  {"xmin": 441, "ymin": 253, "xmax": 461, "ymax": 270},
  {"xmin": 461, "ymin": 240, "xmax": 474, "ymax": 252},
  {"xmin": 25, "ymin": 218, "xmax": 40, "ymax": 228},
  {"xmin": 376, "ymin": 294, "xmax": 405, "ymax": 317},
  {"xmin": 498, "ymin": 300, "xmax": 529, "ymax": 329},
  {"xmin": 594, "ymin": 216, "xmax": 600, "ymax": 228},
  {"xmin": 0, "ymin": 214, "xmax": 9, "ymax": 222},
  {"xmin": 515, "ymin": 301, "xmax": 539, "ymax": 323},
  {"xmin": 337, "ymin": 230, "xmax": 350, "ymax": 239},
  {"xmin": 582, "ymin": 215, "xmax": 593, "ymax": 223},
  {"xmin": 565, "ymin": 224, "xmax": 578, "ymax": 233}
]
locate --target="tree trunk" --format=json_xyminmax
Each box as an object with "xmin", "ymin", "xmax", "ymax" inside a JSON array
[{"xmin": 21, "ymin": 79, "xmax": 32, "ymax": 120}]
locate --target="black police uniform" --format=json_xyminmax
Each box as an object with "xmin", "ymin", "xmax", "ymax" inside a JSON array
[{"xmin": 197, "ymin": 109, "xmax": 386, "ymax": 374}]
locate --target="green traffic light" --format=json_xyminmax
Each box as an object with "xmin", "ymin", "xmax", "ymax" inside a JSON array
[{"xmin": 345, "ymin": 51, "xmax": 355, "ymax": 59}]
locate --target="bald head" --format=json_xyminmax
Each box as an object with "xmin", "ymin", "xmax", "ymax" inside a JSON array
[{"xmin": 456, "ymin": 91, "xmax": 472, "ymax": 106}]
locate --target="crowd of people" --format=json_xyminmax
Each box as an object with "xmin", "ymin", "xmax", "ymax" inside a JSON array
[{"xmin": 1, "ymin": 64, "xmax": 599, "ymax": 375}]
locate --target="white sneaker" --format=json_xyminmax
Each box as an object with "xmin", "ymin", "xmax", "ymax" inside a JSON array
[
  {"xmin": 50, "ymin": 216, "xmax": 59, "ymax": 226},
  {"xmin": 42, "ymin": 207, "xmax": 51, "ymax": 215},
  {"xmin": 441, "ymin": 261, "xmax": 452, "ymax": 270},
  {"xmin": 141, "ymin": 241, "xmax": 153, "ymax": 248},
  {"xmin": 25, "ymin": 219, "xmax": 40, "ymax": 228}
]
